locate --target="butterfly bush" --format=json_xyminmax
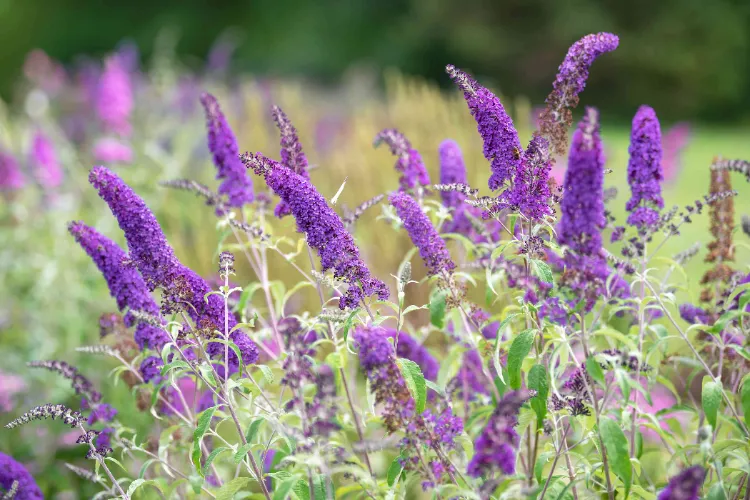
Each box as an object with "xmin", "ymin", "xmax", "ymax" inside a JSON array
[{"xmin": 3, "ymin": 31, "xmax": 750, "ymax": 500}]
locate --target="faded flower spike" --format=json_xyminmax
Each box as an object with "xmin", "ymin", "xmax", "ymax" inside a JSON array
[
  {"xmin": 272, "ymin": 105, "xmax": 310, "ymax": 217},
  {"xmin": 626, "ymin": 105, "xmax": 664, "ymax": 228},
  {"xmin": 200, "ymin": 92, "xmax": 254, "ymax": 207},
  {"xmin": 539, "ymin": 33, "xmax": 619, "ymax": 155},
  {"xmin": 28, "ymin": 360, "xmax": 101, "ymax": 403},
  {"xmin": 5, "ymin": 404, "xmax": 83, "ymax": 429},
  {"xmin": 445, "ymin": 65, "xmax": 522, "ymax": 191},
  {"xmin": 0, "ymin": 151, "xmax": 25, "ymax": 191},
  {"xmin": 558, "ymin": 107, "xmax": 606, "ymax": 255},
  {"xmin": 243, "ymin": 152, "xmax": 389, "ymax": 309},
  {"xmin": 0, "ymin": 452, "xmax": 43, "ymax": 499},
  {"xmin": 96, "ymin": 54, "xmax": 133, "ymax": 136},
  {"xmin": 390, "ymin": 191, "xmax": 455, "ymax": 276},
  {"xmin": 374, "ymin": 128, "xmax": 430, "ymax": 191},
  {"xmin": 30, "ymin": 131, "xmax": 63, "ymax": 189},
  {"xmin": 657, "ymin": 466, "xmax": 705, "ymax": 500},
  {"xmin": 68, "ymin": 221, "xmax": 168, "ymax": 350}
]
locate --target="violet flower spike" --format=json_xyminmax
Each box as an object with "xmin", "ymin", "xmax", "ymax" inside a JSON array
[
  {"xmin": 68, "ymin": 221, "xmax": 168, "ymax": 350},
  {"xmin": 0, "ymin": 151, "xmax": 25, "ymax": 191},
  {"xmin": 445, "ymin": 65, "xmax": 522, "ymax": 191},
  {"xmin": 0, "ymin": 452, "xmax": 43, "ymax": 499},
  {"xmin": 200, "ymin": 92, "xmax": 254, "ymax": 207},
  {"xmin": 96, "ymin": 54, "xmax": 133, "ymax": 137},
  {"xmin": 272, "ymin": 104, "xmax": 310, "ymax": 217},
  {"xmin": 539, "ymin": 33, "xmax": 619, "ymax": 155},
  {"xmin": 509, "ymin": 134, "xmax": 554, "ymax": 221},
  {"xmin": 625, "ymin": 105, "xmax": 664, "ymax": 228},
  {"xmin": 558, "ymin": 107, "xmax": 606, "ymax": 255},
  {"xmin": 390, "ymin": 191, "xmax": 455, "ymax": 277},
  {"xmin": 30, "ymin": 131, "xmax": 63, "ymax": 189},
  {"xmin": 374, "ymin": 128, "xmax": 430, "ymax": 191},
  {"xmin": 657, "ymin": 466, "xmax": 705, "ymax": 500},
  {"xmin": 243, "ymin": 152, "xmax": 389, "ymax": 310}
]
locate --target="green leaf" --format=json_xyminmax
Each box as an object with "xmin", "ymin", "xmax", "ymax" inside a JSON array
[
  {"xmin": 215, "ymin": 477, "xmax": 252, "ymax": 500},
  {"xmin": 127, "ymin": 479, "xmax": 146, "ymax": 496},
  {"xmin": 234, "ymin": 443, "xmax": 254, "ymax": 464},
  {"xmin": 429, "ymin": 289, "xmax": 448, "ymax": 328},
  {"xmin": 312, "ymin": 475, "xmax": 331, "ymax": 499},
  {"xmin": 528, "ymin": 364, "xmax": 548, "ymax": 428},
  {"xmin": 202, "ymin": 447, "xmax": 230, "ymax": 477},
  {"xmin": 189, "ymin": 474, "xmax": 204, "ymax": 495},
  {"xmin": 586, "ymin": 356, "xmax": 606, "ymax": 386},
  {"xmin": 274, "ymin": 477, "xmax": 299, "ymax": 500},
  {"xmin": 532, "ymin": 259, "xmax": 554, "ymax": 284},
  {"xmin": 507, "ymin": 329, "xmax": 536, "ymax": 390},
  {"xmin": 702, "ymin": 378, "xmax": 722, "ymax": 430},
  {"xmin": 599, "ymin": 418, "xmax": 631, "ymax": 498},
  {"xmin": 425, "ymin": 379, "xmax": 445, "ymax": 397},
  {"xmin": 635, "ymin": 430, "xmax": 643, "ymax": 460},
  {"xmin": 387, "ymin": 457, "xmax": 404, "ymax": 486},
  {"xmin": 706, "ymin": 483, "xmax": 727, "ymax": 500},
  {"xmin": 192, "ymin": 406, "xmax": 218, "ymax": 476},
  {"xmin": 293, "ymin": 479, "xmax": 311, "ymax": 500},
  {"xmin": 257, "ymin": 364, "xmax": 274, "ymax": 384},
  {"xmin": 741, "ymin": 378, "xmax": 750, "ymax": 429},
  {"xmin": 342, "ymin": 308, "xmax": 360, "ymax": 342},
  {"xmin": 397, "ymin": 358, "xmax": 427, "ymax": 413},
  {"xmin": 245, "ymin": 418, "xmax": 265, "ymax": 443}
]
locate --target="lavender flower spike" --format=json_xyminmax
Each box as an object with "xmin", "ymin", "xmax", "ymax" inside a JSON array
[
  {"xmin": 272, "ymin": 105, "xmax": 309, "ymax": 217},
  {"xmin": 445, "ymin": 65, "xmax": 522, "ymax": 191},
  {"xmin": 626, "ymin": 105, "xmax": 664, "ymax": 228},
  {"xmin": 374, "ymin": 128, "xmax": 430, "ymax": 191},
  {"xmin": 657, "ymin": 466, "xmax": 705, "ymax": 500},
  {"xmin": 243, "ymin": 152, "xmax": 388, "ymax": 310},
  {"xmin": 0, "ymin": 452, "xmax": 43, "ymax": 499},
  {"xmin": 438, "ymin": 139, "xmax": 467, "ymax": 209},
  {"xmin": 68, "ymin": 221, "xmax": 168, "ymax": 350},
  {"xmin": 0, "ymin": 151, "xmax": 24, "ymax": 191},
  {"xmin": 390, "ymin": 191, "xmax": 455, "ymax": 277},
  {"xmin": 200, "ymin": 92, "xmax": 254, "ymax": 207},
  {"xmin": 558, "ymin": 107, "xmax": 606, "ymax": 255},
  {"xmin": 539, "ymin": 33, "xmax": 619, "ymax": 155},
  {"xmin": 96, "ymin": 54, "xmax": 133, "ymax": 137}
]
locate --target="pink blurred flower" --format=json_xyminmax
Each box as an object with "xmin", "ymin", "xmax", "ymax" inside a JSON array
[
  {"xmin": 93, "ymin": 137, "xmax": 133, "ymax": 164},
  {"xmin": 96, "ymin": 55, "xmax": 133, "ymax": 137},
  {"xmin": 0, "ymin": 371, "xmax": 26, "ymax": 412},
  {"xmin": 0, "ymin": 151, "xmax": 25, "ymax": 191},
  {"xmin": 23, "ymin": 49, "xmax": 67, "ymax": 94},
  {"xmin": 58, "ymin": 430, "xmax": 81, "ymax": 447},
  {"xmin": 662, "ymin": 122, "xmax": 691, "ymax": 183},
  {"xmin": 631, "ymin": 381, "xmax": 688, "ymax": 441},
  {"xmin": 30, "ymin": 131, "xmax": 63, "ymax": 188}
]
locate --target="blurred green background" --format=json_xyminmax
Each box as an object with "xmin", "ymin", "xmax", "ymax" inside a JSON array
[{"xmin": 1, "ymin": 0, "xmax": 750, "ymax": 122}]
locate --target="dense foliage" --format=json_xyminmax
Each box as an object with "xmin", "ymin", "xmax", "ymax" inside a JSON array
[{"xmin": 2, "ymin": 30, "xmax": 750, "ymax": 499}]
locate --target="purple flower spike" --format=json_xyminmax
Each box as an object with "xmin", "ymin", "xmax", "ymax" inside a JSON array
[
  {"xmin": 30, "ymin": 131, "xmax": 63, "ymax": 188},
  {"xmin": 558, "ymin": 107, "xmax": 606, "ymax": 255},
  {"xmin": 0, "ymin": 451, "xmax": 43, "ymax": 499},
  {"xmin": 244, "ymin": 152, "xmax": 388, "ymax": 309},
  {"xmin": 539, "ymin": 33, "xmax": 619, "ymax": 155},
  {"xmin": 390, "ymin": 191, "xmax": 455, "ymax": 277},
  {"xmin": 467, "ymin": 390, "xmax": 534, "ymax": 478},
  {"xmin": 657, "ymin": 466, "xmax": 705, "ymax": 500},
  {"xmin": 626, "ymin": 105, "xmax": 664, "ymax": 228},
  {"xmin": 0, "ymin": 151, "xmax": 25, "ymax": 191},
  {"xmin": 272, "ymin": 105, "xmax": 310, "ymax": 217},
  {"xmin": 96, "ymin": 54, "xmax": 133, "ymax": 137},
  {"xmin": 68, "ymin": 221, "xmax": 169, "ymax": 350},
  {"xmin": 445, "ymin": 65, "xmax": 522, "ymax": 191},
  {"xmin": 374, "ymin": 128, "xmax": 430, "ymax": 191},
  {"xmin": 509, "ymin": 134, "xmax": 553, "ymax": 221},
  {"xmin": 88, "ymin": 167, "xmax": 245, "ymax": 348},
  {"xmin": 200, "ymin": 92, "xmax": 254, "ymax": 208},
  {"xmin": 438, "ymin": 139, "xmax": 468, "ymax": 208}
]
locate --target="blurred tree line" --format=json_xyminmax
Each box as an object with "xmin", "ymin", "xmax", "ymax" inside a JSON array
[{"xmin": 0, "ymin": 0, "xmax": 748, "ymax": 122}]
